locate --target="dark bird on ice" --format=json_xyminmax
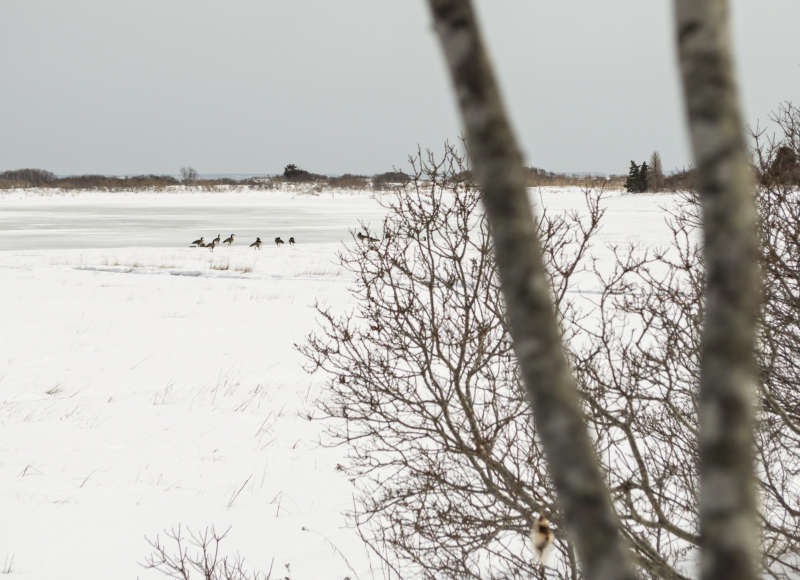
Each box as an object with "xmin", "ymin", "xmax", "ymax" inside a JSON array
[
  {"xmin": 212, "ymin": 233, "xmax": 221, "ymax": 245},
  {"xmin": 249, "ymin": 237, "xmax": 262, "ymax": 249},
  {"xmin": 274, "ymin": 237, "xmax": 285, "ymax": 246},
  {"xmin": 223, "ymin": 233, "xmax": 235, "ymax": 246},
  {"xmin": 206, "ymin": 239, "xmax": 217, "ymax": 252},
  {"xmin": 288, "ymin": 236, "xmax": 296, "ymax": 245},
  {"xmin": 190, "ymin": 236, "xmax": 204, "ymax": 247}
]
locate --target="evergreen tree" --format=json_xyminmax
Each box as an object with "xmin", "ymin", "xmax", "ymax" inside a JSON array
[
  {"xmin": 638, "ymin": 162, "xmax": 649, "ymax": 193},
  {"xmin": 625, "ymin": 160, "xmax": 640, "ymax": 192}
]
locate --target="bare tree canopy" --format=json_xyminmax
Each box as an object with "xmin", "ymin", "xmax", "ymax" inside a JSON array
[
  {"xmin": 302, "ymin": 125, "xmax": 800, "ymax": 577},
  {"xmin": 180, "ymin": 165, "xmax": 198, "ymax": 183},
  {"xmin": 424, "ymin": 1, "xmax": 637, "ymax": 578},
  {"xmin": 420, "ymin": 0, "xmax": 761, "ymax": 579},
  {"xmin": 300, "ymin": 1, "xmax": 776, "ymax": 577}
]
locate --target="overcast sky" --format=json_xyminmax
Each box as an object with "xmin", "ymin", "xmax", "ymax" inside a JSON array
[{"xmin": 1, "ymin": 1, "xmax": 797, "ymax": 176}]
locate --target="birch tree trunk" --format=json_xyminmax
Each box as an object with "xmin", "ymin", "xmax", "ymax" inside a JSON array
[
  {"xmin": 673, "ymin": 2, "xmax": 761, "ymax": 579},
  {"xmin": 425, "ymin": 1, "xmax": 636, "ymax": 578}
]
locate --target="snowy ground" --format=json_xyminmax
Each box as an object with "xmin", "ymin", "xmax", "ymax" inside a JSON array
[{"xmin": 0, "ymin": 187, "xmax": 678, "ymax": 579}]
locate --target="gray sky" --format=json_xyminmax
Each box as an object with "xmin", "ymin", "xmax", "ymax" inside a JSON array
[{"xmin": 1, "ymin": 1, "xmax": 797, "ymax": 176}]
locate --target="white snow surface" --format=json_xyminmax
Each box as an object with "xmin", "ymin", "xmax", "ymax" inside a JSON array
[{"xmin": 0, "ymin": 187, "xmax": 679, "ymax": 579}]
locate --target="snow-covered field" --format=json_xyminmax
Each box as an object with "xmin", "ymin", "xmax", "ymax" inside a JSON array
[{"xmin": 0, "ymin": 187, "xmax": 677, "ymax": 579}]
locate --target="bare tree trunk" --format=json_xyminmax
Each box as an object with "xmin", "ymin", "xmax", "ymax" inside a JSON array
[
  {"xmin": 673, "ymin": 2, "xmax": 761, "ymax": 580},
  {"xmin": 425, "ymin": 2, "xmax": 636, "ymax": 578}
]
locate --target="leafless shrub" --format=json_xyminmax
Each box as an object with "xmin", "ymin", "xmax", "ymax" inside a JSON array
[
  {"xmin": 575, "ymin": 119, "xmax": 799, "ymax": 576},
  {"xmin": 300, "ymin": 144, "xmax": 604, "ymax": 578},
  {"xmin": 300, "ymin": 133, "xmax": 800, "ymax": 578},
  {"xmin": 328, "ymin": 174, "xmax": 371, "ymax": 190},
  {"xmin": 662, "ymin": 167, "xmax": 696, "ymax": 192},
  {"xmin": 372, "ymin": 171, "xmax": 411, "ymax": 190},
  {"xmin": 142, "ymin": 525, "xmax": 272, "ymax": 580},
  {"xmin": 193, "ymin": 178, "xmax": 239, "ymax": 190},
  {"xmin": 524, "ymin": 166, "xmax": 622, "ymax": 189}
]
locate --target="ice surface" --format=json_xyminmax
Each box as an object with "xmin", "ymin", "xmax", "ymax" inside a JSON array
[{"xmin": 0, "ymin": 189, "xmax": 390, "ymax": 251}]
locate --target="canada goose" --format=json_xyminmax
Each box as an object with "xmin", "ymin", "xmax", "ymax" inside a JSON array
[
  {"xmin": 249, "ymin": 237, "xmax": 262, "ymax": 249},
  {"xmin": 207, "ymin": 239, "xmax": 217, "ymax": 252},
  {"xmin": 190, "ymin": 236, "xmax": 204, "ymax": 247},
  {"xmin": 212, "ymin": 233, "xmax": 221, "ymax": 245},
  {"xmin": 274, "ymin": 237, "xmax": 285, "ymax": 246},
  {"xmin": 288, "ymin": 236, "xmax": 296, "ymax": 245},
  {"xmin": 223, "ymin": 233, "xmax": 235, "ymax": 246},
  {"xmin": 530, "ymin": 515, "xmax": 554, "ymax": 565}
]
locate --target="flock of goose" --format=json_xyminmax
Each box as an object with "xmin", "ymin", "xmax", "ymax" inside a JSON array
[
  {"xmin": 189, "ymin": 230, "xmax": 380, "ymax": 251},
  {"xmin": 189, "ymin": 233, "xmax": 295, "ymax": 251}
]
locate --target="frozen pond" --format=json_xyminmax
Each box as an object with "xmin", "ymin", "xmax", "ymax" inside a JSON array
[
  {"xmin": 0, "ymin": 190, "xmax": 390, "ymax": 250},
  {"xmin": 0, "ymin": 187, "xmax": 675, "ymax": 252}
]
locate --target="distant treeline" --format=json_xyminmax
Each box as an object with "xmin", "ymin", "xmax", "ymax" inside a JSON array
[
  {"xmin": 0, "ymin": 166, "xmax": 416, "ymax": 191},
  {"xmin": 0, "ymin": 164, "xmax": 685, "ymax": 192},
  {"xmin": 523, "ymin": 166, "xmax": 626, "ymax": 188},
  {"xmin": 0, "ymin": 168, "xmax": 268, "ymax": 191}
]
